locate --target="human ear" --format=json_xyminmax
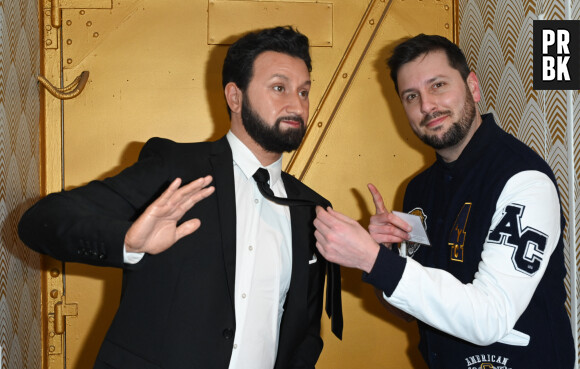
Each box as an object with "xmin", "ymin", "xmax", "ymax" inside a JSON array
[
  {"xmin": 466, "ymin": 72, "xmax": 481, "ymax": 103},
  {"xmin": 225, "ymin": 82, "xmax": 242, "ymax": 114}
]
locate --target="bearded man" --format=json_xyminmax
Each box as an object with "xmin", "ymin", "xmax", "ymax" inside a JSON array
[
  {"xmin": 18, "ymin": 26, "xmax": 341, "ymax": 369},
  {"xmin": 313, "ymin": 34, "xmax": 573, "ymax": 368}
]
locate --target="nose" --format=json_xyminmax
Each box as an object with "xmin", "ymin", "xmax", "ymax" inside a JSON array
[
  {"xmin": 419, "ymin": 94, "xmax": 437, "ymax": 115},
  {"xmin": 286, "ymin": 92, "xmax": 307, "ymax": 117}
]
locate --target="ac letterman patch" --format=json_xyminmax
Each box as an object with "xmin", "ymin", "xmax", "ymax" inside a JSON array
[{"xmin": 487, "ymin": 204, "xmax": 547, "ymax": 276}]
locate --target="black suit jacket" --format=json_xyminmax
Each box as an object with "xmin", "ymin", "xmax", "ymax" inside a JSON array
[{"xmin": 18, "ymin": 137, "xmax": 331, "ymax": 369}]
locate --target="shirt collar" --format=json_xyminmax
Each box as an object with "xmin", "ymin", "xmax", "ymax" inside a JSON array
[{"xmin": 226, "ymin": 130, "xmax": 283, "ymax": 186}]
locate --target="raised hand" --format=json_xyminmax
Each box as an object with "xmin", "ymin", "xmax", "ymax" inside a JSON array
[
  {"xmin": 313, "ymin": 206, "xmax": 380, "ymax": 273},
  {"xmin": 124, "ymin": 175, "xmax": 215, "ymax": 255},
  {"xmin": 367, "ymin": 183, "xmax": 412, "ymax": 246}
]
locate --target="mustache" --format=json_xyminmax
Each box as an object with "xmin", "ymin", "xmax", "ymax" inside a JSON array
[
  {"xmin": 420, "ymin": 110, "xmax": 451, "ymax": 126},
  {"xmin": 276, "ymin": 115, "xmax": 305, "ymax": 127}
]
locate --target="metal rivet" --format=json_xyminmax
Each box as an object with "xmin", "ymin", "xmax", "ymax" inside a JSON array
[
  {"xmin": 67, "ymin": 58, "xmax": 73, "ymax": 64},
  {"xmin": 66, "ymin": 39, "xmax": 72, "ymax": 45},
  {"xmin": 50, "ymin": 289, "xmax": 59, "ymax": 298},
  {"xmin": 369, "ymin": 19, "xmax": 375, "ymax": 25},
  {"xmin": 45, "ymin": 25, "xmax": 52, "ymax": 31},
  {"xmin": 80, "ymin": 10, "xmax": 86, "ymax": 15},
  {"xmin": 45, "ymin": 39, "xmax": 52, "ymax": 46},
  {"xmin": 66, "ymin": 20, "xmax": 72, "ymax": 26},
  {"xmin": 50, "ymin": 269, "xmax": 60, "ymax": 277},
  {"xmin": 342, "ymin": 73, "xmax": 348, "ymax": 78},
  {"xmin": 86, "ymin": 21, "xmax": 92, "ymax": 27},
  {"xmin": 317, "ymin": 122, "xmax": 323, "ymax": 127},
  {"xmin": 45, "ymin": 10, "xmax": 51, "ymax": 16},
  {"xmin": 49, "ymin": 346, "xmax": 55, "ymax": 352},
  {"xmin": 445, "ymin": 5, "xmax": 449, "ymax": 10},
  {"xmin": 445, "ymin": 23, "xmax": 450, "ymax": 29},
  {"xmin": 49, "ymin": 332, "xmax": 55, "ymax": 337},
  {"xmin": 93, "ymin": 32, "xmax": 99, "ymax": 38}
]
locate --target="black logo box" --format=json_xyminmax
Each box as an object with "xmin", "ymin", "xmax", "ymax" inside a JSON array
[{"xmin": 533, "ymin": 20, "xmax": 580, "ymax": 90}]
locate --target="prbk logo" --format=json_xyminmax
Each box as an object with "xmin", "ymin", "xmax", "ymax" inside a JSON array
[{"xmin": 533, "ymin": 20, "xmax": 580, "ymax": 90}]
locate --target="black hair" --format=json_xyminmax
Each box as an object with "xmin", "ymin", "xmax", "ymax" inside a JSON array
[
  {"xmin": 222, "ymin": 26, "xmax": 311, "ymax": 94},
  {"xmin": 387, "ymin": 34, "xmax": 470, "ymax": 94}
]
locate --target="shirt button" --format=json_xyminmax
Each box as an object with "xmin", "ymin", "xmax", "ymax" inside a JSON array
[
  {"xmin": 233, "ymin": 344, "xmax": 238, "ymax": 349},
  {"xmin": 242, "ymin": 293, "xmax": 246, "ymax": 299},
  {"xmin": 248, "ymin": 245, "xmax": 253, "ymax": 251},
  {"xmin": 254, "ymin": 199, "xmax": 259, "ymax": 204}
]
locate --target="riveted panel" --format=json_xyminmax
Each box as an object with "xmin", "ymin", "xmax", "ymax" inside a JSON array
[{"xmin": 208, "ymin": 0, "xmax": 333, "ymax": 46}]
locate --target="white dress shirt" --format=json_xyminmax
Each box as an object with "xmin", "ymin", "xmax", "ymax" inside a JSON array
[{"xmin": 226, "ymin": 131, "xmax": 292, "ymax": 369}]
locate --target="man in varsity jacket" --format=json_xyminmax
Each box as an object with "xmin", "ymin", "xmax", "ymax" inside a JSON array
[{"xmin": 312, "ymin": 34, "xmax": 574, "ymax": 368}]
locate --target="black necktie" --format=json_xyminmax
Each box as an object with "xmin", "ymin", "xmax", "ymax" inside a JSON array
[
  {"xmin": 253, "ymin": 168, "xmax": 319, "ymax": 206},
  {"xmin": 253, "ymin": 167, "xmax": 343, "ymax": 339}
]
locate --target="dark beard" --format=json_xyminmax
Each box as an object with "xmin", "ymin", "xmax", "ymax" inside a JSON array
[
  {"xmin": 417, "ymin": 86, "xmax": 477, "ymax": 150},
  {"xmin": 241, "ymin": 98, "xmax": 306, "ymax": 153}
]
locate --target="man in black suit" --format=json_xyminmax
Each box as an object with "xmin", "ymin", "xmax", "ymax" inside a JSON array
[{"xmin": 18, "ymin": 26, "xmax": 340, "ymax": 369}]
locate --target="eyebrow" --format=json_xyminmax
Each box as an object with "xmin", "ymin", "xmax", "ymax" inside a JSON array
[
  {"xmin": 400, "ymin": 75, "xmax": 445, "ymax": 96},
  {"xmin": 269, "ymin": 73, "xmax": 311, "ymax": 87}
]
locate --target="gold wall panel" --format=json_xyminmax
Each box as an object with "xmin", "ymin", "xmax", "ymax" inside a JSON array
[
  {"xmin": 208, "ymin": 0, "xmax": 333, "ymax": 46},
  {"xmin": 37, "ymin": 0, "xmax": 447, "ymax": 368}
]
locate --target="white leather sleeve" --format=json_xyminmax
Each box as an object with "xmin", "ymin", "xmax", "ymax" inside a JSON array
[{"xmin": 384, "ymin": 170, "xmax": 561, "ymax": 346}]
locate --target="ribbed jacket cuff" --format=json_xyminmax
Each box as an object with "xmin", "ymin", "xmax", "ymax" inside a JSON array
[{"xmin": 362, "ymin": 245, "xmax": 407, "ymax": 297}]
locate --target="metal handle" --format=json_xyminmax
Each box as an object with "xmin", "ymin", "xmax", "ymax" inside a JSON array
[{"xmin": 38, "ymin": 71, "xmax": 90, "ymax": 100}]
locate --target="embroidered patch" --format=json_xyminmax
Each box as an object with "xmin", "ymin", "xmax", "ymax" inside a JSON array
[
  {"xmin": 406, "ymin": 207, "xmax": 427, "ymax": 258},
  {"xmin": 449, "ymin": 203, "xmax": 472, "ymax": 262},
  {"xmin": 487, "ymin": 204, "xmax": 546, "ymax": 276},
  {"xmin": 464, "ymin": 353, "xmax": 512, "ymax": 369}
]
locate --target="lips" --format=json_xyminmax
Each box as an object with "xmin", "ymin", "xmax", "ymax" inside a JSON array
[
  {"xmin": 424, "ymin": 116, "xmax": 447, "ymax": 128},
  {"xmin": 421, "ymin": 111, "xmax": 451, "ymax": 128},
  {"xmin": 281, "ymin": 119, "xmax": 302, "ymax": 128},
  {"xmin": 277, "ymin": 115, "xmax": 304, "ymax": 129}
]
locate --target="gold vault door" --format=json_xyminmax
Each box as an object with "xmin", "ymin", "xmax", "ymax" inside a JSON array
[{"xmin": 39, "ymin": 1, "xmax": 454, "ymax": 368}]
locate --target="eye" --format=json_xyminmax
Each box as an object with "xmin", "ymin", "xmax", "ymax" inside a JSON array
[
  {"xmin": 299, "ymin": 89, "xmax": 309, "ymax": 98},
  {"xmin": 405, "ymin": 93, "xmax": 417, "ymax": 102},
  {"xmin": 433, "ymin": 81, "xmax": 445, "ymax": 89},
  {"xmin": 273, "ymin": 85, "xmax": 285, "ymax": 92}
]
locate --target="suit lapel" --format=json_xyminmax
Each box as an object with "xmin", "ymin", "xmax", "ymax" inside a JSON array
[{"xmin": 209, "ymin": 137, "xmax": 237, "ymax": 311}]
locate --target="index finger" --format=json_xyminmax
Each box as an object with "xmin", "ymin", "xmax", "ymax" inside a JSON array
[{"xmin": 367, "ymin": 183, "xmax": 388, "ymax": 215}]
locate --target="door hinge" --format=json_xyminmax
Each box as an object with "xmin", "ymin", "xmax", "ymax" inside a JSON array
[
  {"xmin": 54, "ymin": 296, "xmax": 78, "ymax": 335},
  {"xmin": 48, "ymin": 295, "xmax": 78, "ymax": 355},
  {"xmin": 45, "ymin": 258, "xmax": 79, "ymax": 356}
]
